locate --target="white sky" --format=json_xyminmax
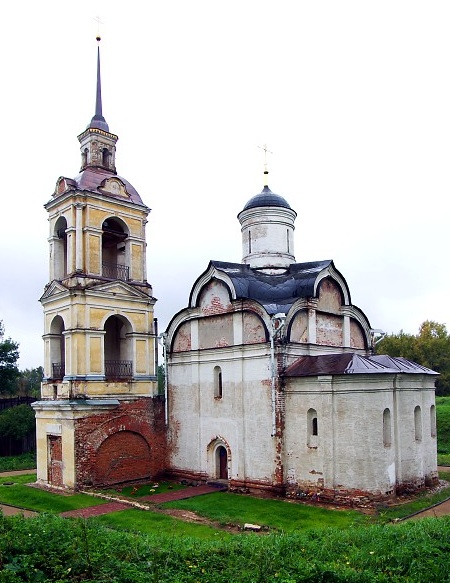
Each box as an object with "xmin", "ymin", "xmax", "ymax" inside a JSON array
[{"xmin": 0, "ymin": 0, "xmax": 449, "ymax": 370}]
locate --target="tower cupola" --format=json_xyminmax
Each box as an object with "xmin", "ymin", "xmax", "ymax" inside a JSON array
[
  {"xmin": 238, "ymin": 170, "xmax": 297, "ymax": 274},
  {"xmin": 77, "ymin": 37, "xmax": 118, "ymax": 173}
]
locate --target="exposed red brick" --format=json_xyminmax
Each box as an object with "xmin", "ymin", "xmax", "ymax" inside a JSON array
[
  {"xmin": 74, "ymin": 397, "xmax": 166, "ymax": 488},
  {"xmin": 48, "ymin": 435, "xmax": 63, "ymax": 487}
]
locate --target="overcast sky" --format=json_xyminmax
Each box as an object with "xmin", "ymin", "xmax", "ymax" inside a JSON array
[{"xmin": 0, "ymin": 1, "xmax": 449, "ymax": 370}]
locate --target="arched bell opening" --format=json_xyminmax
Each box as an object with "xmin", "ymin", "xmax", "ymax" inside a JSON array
[
  {"xmin": 53, "ymin": 216, "xmax": 68, "ymax": 280},
  {"xmin": 101, "ymin": 217, "xmax": 129, "ymax": 281},
  {"xmin": 104, "ymin": 315, "xmax": 133, "ymax": 380},
  {"xmin": 49, "ymin": 315, "xmax": 65, "ymax": 380}
]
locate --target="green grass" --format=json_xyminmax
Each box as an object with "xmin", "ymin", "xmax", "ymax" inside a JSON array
[
  {"xmin": 0, "ymin": 452, "xmax": 36, "ymax": 472},
  {"xmin": 96, "ymin": 507, "xmax": 231, "ymax": 539},
  {"xmin": 377, "ymin": 484, "xmax": 450, "ymax": 521},
  {"xmin": 103, "ymin": 480, "xmax": 185, "ymax": 498},
  {"xmin": 0, "ymin": 474, "xmax": 106, "ymax": 513},
  {"xmin": 162, "ymin": 491, "xmax": 367, "ymax": 532},
  {"xmin": 437, "ymin": 396, "xmax": 450, "ymax": 457}
]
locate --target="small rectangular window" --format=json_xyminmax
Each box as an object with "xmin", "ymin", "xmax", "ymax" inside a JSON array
[{"xmin": 214, "ymin": 366, "xmax": 223, "ymax": 399}]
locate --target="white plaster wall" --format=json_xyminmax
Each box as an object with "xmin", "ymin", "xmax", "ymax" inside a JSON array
[
  {"xmin": 285, "ymin": 375, "xmax": 399, "ymax": 494},
  {"xmin": 394, "ymin": 376, "xmax": 437, "ymax": 484},
  {"xmin": 285, "ymin": 373, "xmax": 437, "ymax": 495},
  {"xmin": 168, "ymin": 344, "xmax": 277, "ymax": 484},
  {"xmin": 239, "ymin": 206, "xmax": 296, "ymax": 270}
]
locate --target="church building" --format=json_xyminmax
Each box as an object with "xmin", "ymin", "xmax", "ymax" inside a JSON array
[
  {"xmin": 33, "ymin": 39, "xmax": 438, "ymax": 506},
  {"xmin": 165, "ymin": 171, "xmax": 438, "ymax": 504},
  {"xmin": 32, "ymin": 40, "xmax": 165, "ymax": 489}
]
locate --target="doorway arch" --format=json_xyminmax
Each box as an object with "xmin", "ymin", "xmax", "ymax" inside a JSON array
[{"xmin": 207, "ymin": 437, "xmax": 230, "ymax": 481}]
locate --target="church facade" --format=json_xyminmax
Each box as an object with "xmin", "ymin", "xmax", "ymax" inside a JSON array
[{"xmin": 165, "ymin": 174, "xmax": 438, "ymax": 504}]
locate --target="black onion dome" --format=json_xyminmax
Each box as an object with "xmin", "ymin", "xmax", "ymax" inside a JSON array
[{"xmin": 241, "ymin": 185, "xmax": 292, "ymax": 212}]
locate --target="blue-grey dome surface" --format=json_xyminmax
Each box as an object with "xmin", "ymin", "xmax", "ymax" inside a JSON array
[{"xmin": 241, "ymin": 185, "xmax": 292, "ymax": 212}]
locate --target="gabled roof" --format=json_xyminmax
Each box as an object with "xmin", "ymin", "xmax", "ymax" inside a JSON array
[
  {"xmin": 284, "ymin": 353, "xmax": 438, "ymax": 377},
  {"xmin": 209, "ymin": 259, "xmax": 333, "ymax": 314}
]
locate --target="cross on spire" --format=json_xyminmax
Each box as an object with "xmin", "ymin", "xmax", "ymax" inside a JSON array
[
  {"xmin": 94, "ymin": 15, "xmax": 103, "ymax": 41},
  {"xmin": 258, "ymin": 143, "xmax": 273, "ymax": 186}
]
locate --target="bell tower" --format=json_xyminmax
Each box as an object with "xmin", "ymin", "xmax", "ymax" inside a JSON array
[{"xmin": 33, "ymin": 39, "xmax": 165, "ymax": 490}]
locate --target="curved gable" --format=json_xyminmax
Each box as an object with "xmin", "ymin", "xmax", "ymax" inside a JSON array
[
  {"xmin": 198, "ymin": 279, "xmax": 232, "ymax": 315},
  {"xmin": 243, "ymin": 311, "xmax": 267, "ymax": 343},
  {"xmin": 350, "ymin": 319, "xmax": 367, "ymax": 349},
  {"xmin": 172, "ymin": 320, "xmax": 192, "ymax": 353},
  {"xmin": 317, "ymin": 278, "xmax": 344, "ymax": 312}
]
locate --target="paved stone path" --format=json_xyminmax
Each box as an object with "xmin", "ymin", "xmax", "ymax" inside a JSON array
[
  {"xmin": 141, "ymin": 484, "xmax": 225, "ymax": 504},
  {"xmin": 60, "ymin": 502, "xmax": 130, "ymax": 518},
  {"xmin": 0, "ymin": 503, "xmax": 38, "ymax": 517},
  {"xmin": 60, "ymin": 485, "xmax": 226, "ymax": 518}
]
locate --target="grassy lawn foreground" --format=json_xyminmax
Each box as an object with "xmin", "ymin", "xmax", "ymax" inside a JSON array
[
  {"xmin": 2, "ymin": 472, "xmax": 450, "ymax": 536},
  {"xmin": 0, "ymin": 474, "xmax": 106, "ymax": 514}
]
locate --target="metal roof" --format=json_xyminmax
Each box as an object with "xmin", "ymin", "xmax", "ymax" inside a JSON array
[
  {"xmin": 210, "ymin": 259, "xmax": 332, "ymax": 314},
  {"xmin": 284, "ymin": 353, "xmax": 438, "ymax": 377},
  {"xmin": 240, "ymin": 185, "xmax": 293, "ymax": 213},
  {"xmin": 73, "ymin": 167, "xmax": 144, "ymax": 205}
]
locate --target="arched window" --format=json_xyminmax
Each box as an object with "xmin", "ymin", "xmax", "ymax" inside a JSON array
[
  {"xmin": 430, "ymin": 404, "xmax": 437, "ymax": 438},
  {"xmin": 383, "ymin": 408, "xmax": 391, "ymax": 447},
  {"xmin": 307, "ymin": 408, "xmax": 318, "ymax": 447},
  {"xmin": 414, "ymin": 406, "xmax": 422, "ymax": 442},
  {"xmin": 102, "ymin": 147, "xmax": 111, "ymax": 168},
  {"xmin": 102, "ymin": 218, "xmax": 129, "ymax": 280},
  {"xmin": 49, "ymin": 315, "xmax": 65, "ymax": 380},
  {"xmin": 53, "ymin": 216, "xmax": 68, "ymax": 280},
  {"xmin": 214, "ymin": 366, "xmax": 223, "ymax": 399},
  {"xmin": 81, "ymin": 148, "xmax": 88, "ymax": 167},
  {"xmin": 248, "ymin": 231, "xmax": 252, "ymax": 254},
  {"xmin": 286, "ymin": 229, "xmax": 290, "ymax": 253},
  {"xmin": 104, "ymin": 315, "xmax": 132, "ymax": 380}
]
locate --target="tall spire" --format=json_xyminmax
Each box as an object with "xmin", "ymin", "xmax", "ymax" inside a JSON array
[
  {"xmin": 78, "ymin": 35, "xmax": 118, "ymax": 173},
  {"xmin": 88, "ymin": 36, "xmax": 109, "ymax": 132}
]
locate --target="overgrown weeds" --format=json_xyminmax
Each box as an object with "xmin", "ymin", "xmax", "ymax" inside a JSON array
[
  {"xmin": 0, "ymin": 454, "xmax": 35, "ymax": 473},
  {"xmin": 1, "ymin": 513, "xmax": 450, "ymax": 582}
]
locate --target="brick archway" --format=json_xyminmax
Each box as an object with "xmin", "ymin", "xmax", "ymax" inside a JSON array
[{"xmin": 93, "ymin": 431, "xmax": 151, "ymax": 486}]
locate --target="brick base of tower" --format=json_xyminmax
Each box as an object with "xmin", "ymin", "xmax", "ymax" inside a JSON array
[{"xmin": 33, "ymin": 396, "xmax": 166, "ymax": 490}]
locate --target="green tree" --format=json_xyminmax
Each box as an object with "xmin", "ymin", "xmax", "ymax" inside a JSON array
[
  {"xmin": 0, "ymin": 320, "xmax": 20, "ymax": 395},
  {"xmin": 376, "ymin": 320, "xmax": 450, "ymax": 396},
  {"xmin": 0, "ymin": 404, "xmax": 35, "ymax": 440},
  {"xmin": 16, "ymin": 366, "xmax": 43, "ymax": 397},
  {"xmin": 157, "ymin": 364, "xmax": 165, "ymax": 395}
]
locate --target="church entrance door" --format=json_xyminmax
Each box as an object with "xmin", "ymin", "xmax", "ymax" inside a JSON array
[{"xmin": 217, "ymin": 446, "xmax": 228, "ymax": 479}]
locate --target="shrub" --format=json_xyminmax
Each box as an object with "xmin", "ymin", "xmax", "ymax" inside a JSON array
[{"xmin": 0, "ymin": 405, "xmax": 35, "ymax": 441}]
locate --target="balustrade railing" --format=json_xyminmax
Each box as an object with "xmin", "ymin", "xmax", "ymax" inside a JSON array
[
  {"xmin": 102, "ymin": 263, "xmax": 129, "ymax": 281},
  {"xmin": 51, "ymin": 362, "xmax": 65, "ymax": 379},
  {"xmin": 105, "ymin": 360, "xmax": 132, "ymax": 379}
]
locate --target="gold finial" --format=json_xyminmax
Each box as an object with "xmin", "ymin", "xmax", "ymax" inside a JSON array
[
  {"xmin": 94, "ymin": 15, "xmax": 103, "ymax": 42},
  {"xmin": 258, "ymin": 144, "xmax": 273, "ymax": 186}
]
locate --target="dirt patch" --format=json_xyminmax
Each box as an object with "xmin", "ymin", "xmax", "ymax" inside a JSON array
[
  {"xmin": 162, "ymin": 508, "xmax": 215, "ymax": 525},
  {"xmin": 155, "ymin": 507, "xmax": 262, "ymax": 534}
]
